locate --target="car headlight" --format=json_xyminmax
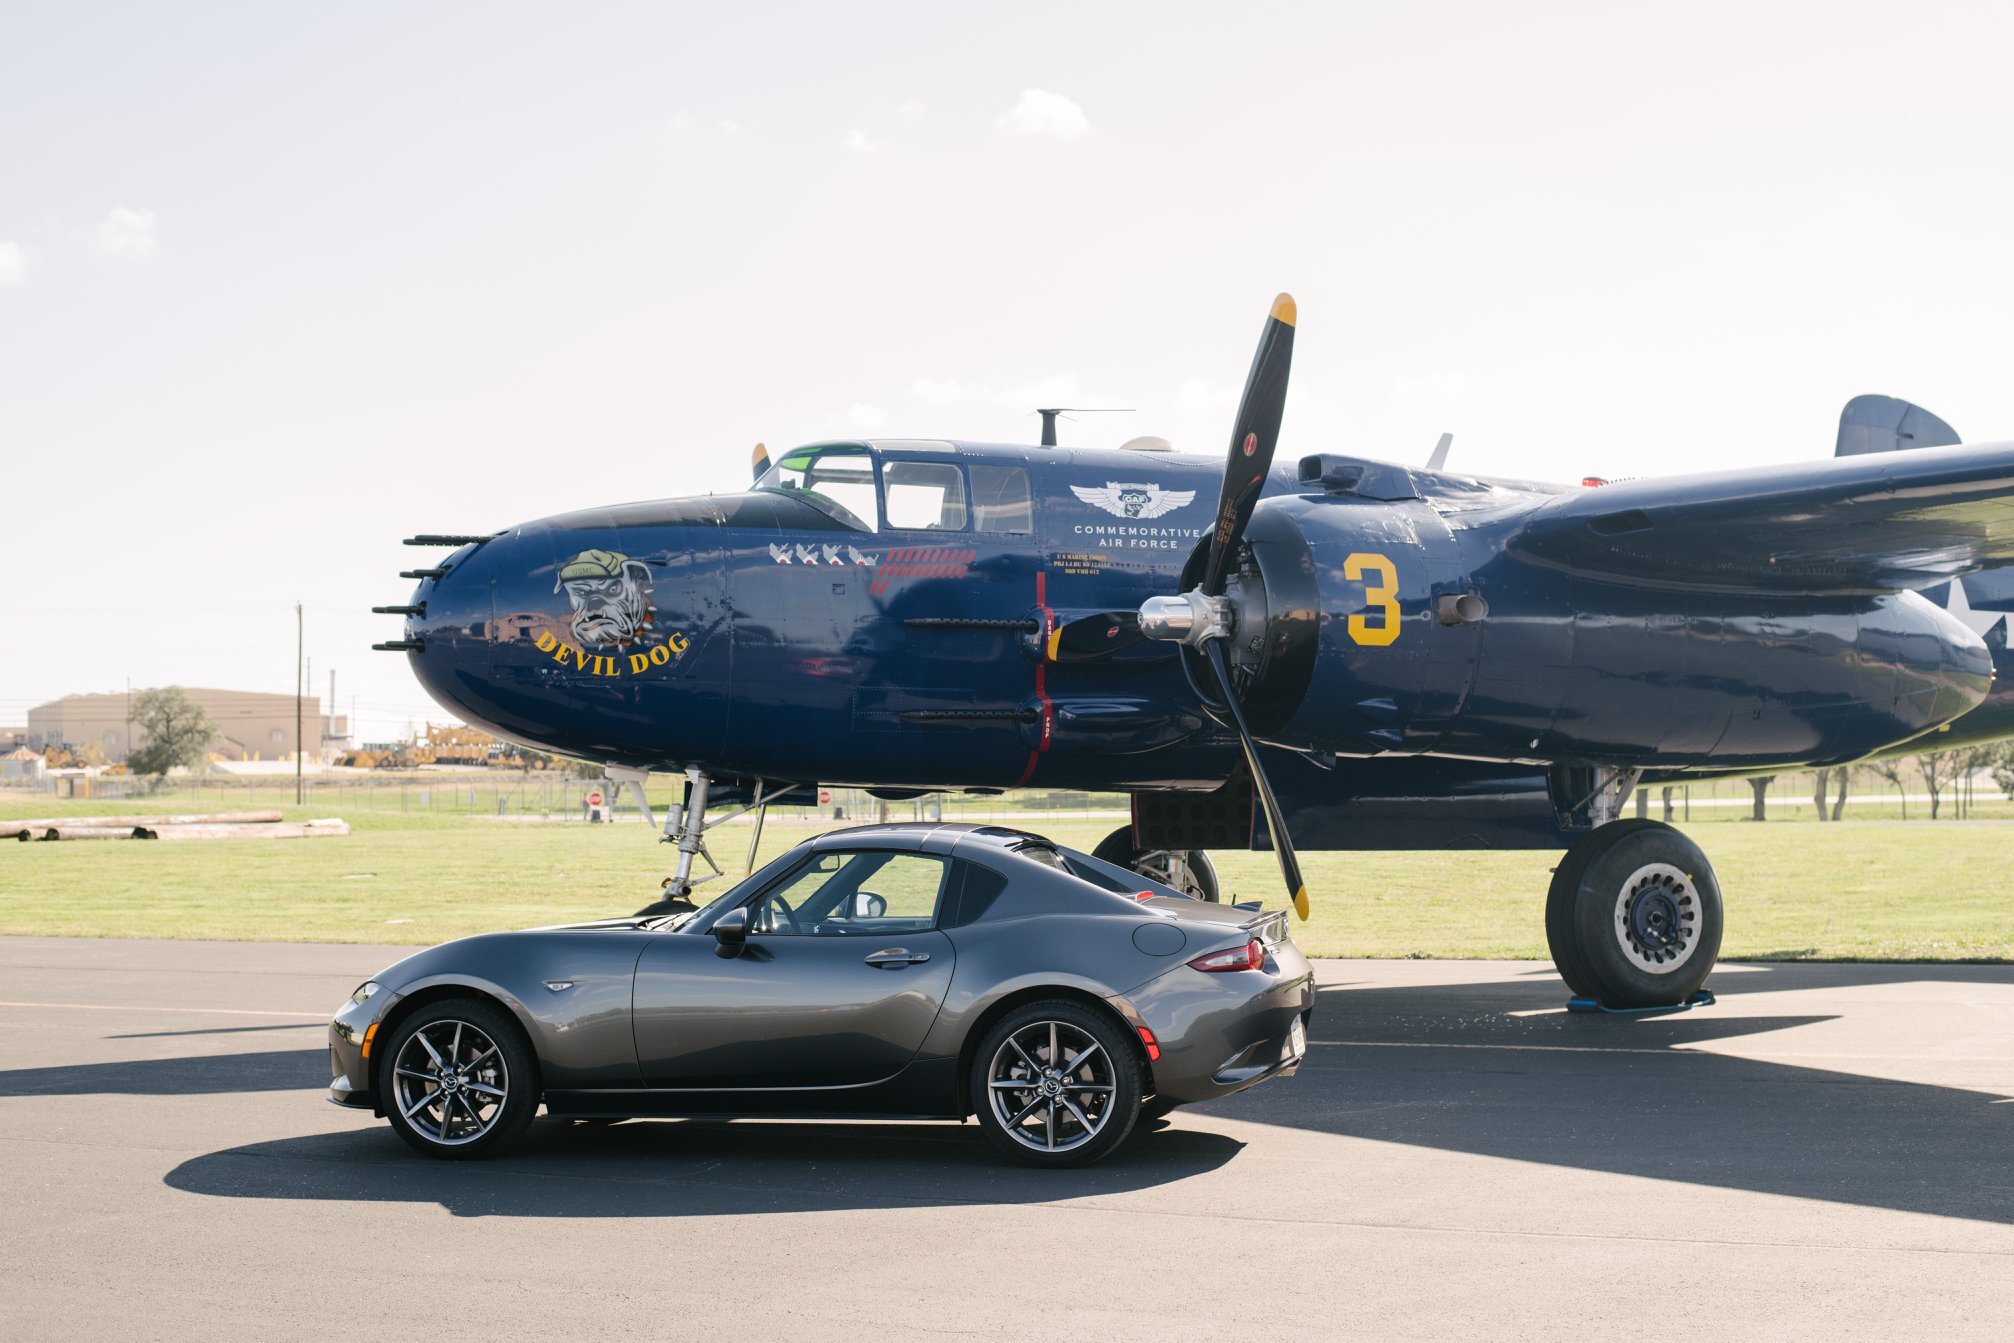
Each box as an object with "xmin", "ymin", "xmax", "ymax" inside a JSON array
[{"xmin": 350, "ymin": 981, "xmax": 382, "ymax": 1006}]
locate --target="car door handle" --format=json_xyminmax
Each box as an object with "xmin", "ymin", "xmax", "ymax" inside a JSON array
[{"xmin": 865, "ymin": 949, "xmax": 931, "ymax": 968}]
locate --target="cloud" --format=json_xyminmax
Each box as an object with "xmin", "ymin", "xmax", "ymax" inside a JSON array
[
  {"xmin": 910, "ymin": 377, "xmax": 965, "ymax": 405},
  {"xmin": 1178, "ymin": 377, "xmax": 1238, "ymax": 412},
  {"xmin": 845, "ymin": 128, "xmax": 883, "ymax": 155},
  {"xmin": 897, "ymin": 101, "xmax": 929, "ymax": 119},
  {"xmin": 95, "ymin": 207, "xmax": 158, "ymax": 258},
  {"xmin": 667, "ymin": 110, "xmax": 740, "ymax": 139},
  {"xmin": 0, "ymin": 241, "xmax": 26, "ymax": 287},
  {"xmin": 995, "ymin": 373, "xmax": 1084, "ymax": 407},
  {"xmin": 846, "ymin": 402, "xmax": 890, "ymax": 432},
  {"xmin": 996, "ymin": 89, "xmax": 1090, "ymax": 141}
]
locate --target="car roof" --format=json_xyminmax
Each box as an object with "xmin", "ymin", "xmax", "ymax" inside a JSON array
[{"xmin": 803, "ymin": 821, "xmax": 1051, "ymax": 854}]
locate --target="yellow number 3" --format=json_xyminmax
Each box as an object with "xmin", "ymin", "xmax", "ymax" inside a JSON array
[{"xmin": 1344, "ymin": 553, "xmax": 1401, "ymax": 646}]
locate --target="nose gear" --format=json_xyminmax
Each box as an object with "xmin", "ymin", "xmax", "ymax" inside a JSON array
[{"xmin": 633, "ymin": 769, "xmax": 800, "ymax": 917}]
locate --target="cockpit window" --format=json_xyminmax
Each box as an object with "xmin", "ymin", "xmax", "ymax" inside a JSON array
[
  {"xmin": 758, "ymin": 447, "xmax": 880, "ymax": 532},
  {"xmin": 883, "ymin": 460, "xmax": 969, "ymax": 531},
  {"xmin": 969, "ymin": 464, "xmax": 1033, "ymax": 533}
]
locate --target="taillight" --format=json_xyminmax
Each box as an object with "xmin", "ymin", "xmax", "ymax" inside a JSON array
[{"xmin": 1188, "ymin": 939, "xmax": 1264, "ymax": 973}]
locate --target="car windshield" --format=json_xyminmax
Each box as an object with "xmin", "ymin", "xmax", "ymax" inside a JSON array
[{"xmin": 755, "ymin": 446, "xmax": 880, "ymax": 531}]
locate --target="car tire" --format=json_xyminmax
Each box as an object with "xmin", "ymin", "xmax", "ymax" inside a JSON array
[
  {"xmin": 1092, "ymin": 827, "xmax": 1220, "ymax": 903},
  {"xmin": 381, "ymin": 997, "xmax": 540, "ymax": 1160},
  {"xmin": 1546, "ymin": 820, "xmax": 1723, "ymax": 1009},
  {"xmin": 970, "ymin": 999, "xmax": 1143, "ymax": 1168}
]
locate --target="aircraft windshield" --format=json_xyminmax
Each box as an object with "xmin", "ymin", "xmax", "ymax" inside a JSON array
[{"xmin": 757, "ymin": 447, "xmax": 880, "ymax": 532}]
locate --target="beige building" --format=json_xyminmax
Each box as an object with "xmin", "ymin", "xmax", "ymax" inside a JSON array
[{"xmin": 26, "ymin": 689, "xmax": 349, "ymax": 764}]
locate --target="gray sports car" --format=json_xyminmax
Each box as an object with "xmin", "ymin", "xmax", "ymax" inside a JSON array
[{"xmin": 328, "ymin": 822, "xmax": 1314, "ymax": 1167}]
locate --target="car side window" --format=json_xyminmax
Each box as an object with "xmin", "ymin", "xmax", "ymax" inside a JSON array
[{"xmin": 749, "ymin": 851, "xmax": 949, "ymax": 936}]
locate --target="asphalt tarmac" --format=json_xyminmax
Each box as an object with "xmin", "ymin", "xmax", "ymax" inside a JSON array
[{"xmin": 1, "ymin": 936, "xmax": 2010, "ymax": 1341}]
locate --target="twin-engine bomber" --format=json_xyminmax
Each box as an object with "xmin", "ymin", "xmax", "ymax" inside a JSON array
[{"xmin": 378, "ymin": 295, "xmax": 2014, "ymax": 1009}]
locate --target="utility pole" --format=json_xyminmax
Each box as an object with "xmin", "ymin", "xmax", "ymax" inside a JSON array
[
  {"xmin": 123, "ymin": 676, "xmax": 130, "ymax": 765},
  {"xmin": 295, "ymin": 602, "xmax": 304, "ymax": 806},
  {"xmin": 328, "ymin": 668, "xmax": 336, "ymax": 751}
]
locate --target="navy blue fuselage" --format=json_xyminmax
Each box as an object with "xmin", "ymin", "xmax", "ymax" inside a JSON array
[{"xmin": 395, "ymin": 439, "xmax": 2010, "ymax": 848}]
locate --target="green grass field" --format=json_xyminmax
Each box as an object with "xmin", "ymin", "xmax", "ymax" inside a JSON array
[{"xmin": 3, "ymin": 791, "xmax": 2010, "ymax": 960}]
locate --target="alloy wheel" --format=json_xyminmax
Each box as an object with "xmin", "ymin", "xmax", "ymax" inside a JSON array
[
  {"xmin": 985, "ymin": 1019, "xmax": 1118, "ymax": 1153},
  {"xmin": 390, "ymin": 1018, "xmax": 511, "ymax": 1147}
]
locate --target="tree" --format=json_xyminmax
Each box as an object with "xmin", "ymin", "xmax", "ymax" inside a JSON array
[
  {"xmin": 1868, "ymin": 758, "xmax": 1910, "ymax": 819},
  {"xmin": 1991, "ymin": 744, "xmax": 2014, "ymax": 803},
  {"xmin": 1831, "ymin": 764, "xmax": 1852, "ymax": 821},
  {"xmin": 126, "ymin": 687, "xmax": 217, "ymax": 778},
  {"xmin": 1747, "ymin": 776, "xmax": 1773, "ymax": 821},
  {"xmin": 1916, "ymin": 750, "xmax": 1968, "ymax": 820}
]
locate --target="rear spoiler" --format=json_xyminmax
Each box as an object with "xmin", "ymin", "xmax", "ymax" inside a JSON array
[{"xmin": 1244, "ymin": 910, "xmax": 1291, "ymax": 945}]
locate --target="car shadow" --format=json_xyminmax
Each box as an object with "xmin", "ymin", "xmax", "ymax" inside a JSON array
[
  {"xmin": 163, "ymin": 1117, "xmax": 1244, "ymax": 1217},
  {"xmin": 35, "ymin": 959, "xmax": 2005, "ymax": 1225},
  {"xmin": 0, "ymin": 1048, "xmax": 329, "ymax": 1097}
]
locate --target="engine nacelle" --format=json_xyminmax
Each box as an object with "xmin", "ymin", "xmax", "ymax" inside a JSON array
[{"xmin": 1222, "ymin": 492, "xmax": 1991, "ymax": 771}]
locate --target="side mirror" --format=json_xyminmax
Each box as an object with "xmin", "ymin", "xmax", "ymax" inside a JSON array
[{"xmin": 712, "ymin": 907, "xmax": 750, "ymax": 958}]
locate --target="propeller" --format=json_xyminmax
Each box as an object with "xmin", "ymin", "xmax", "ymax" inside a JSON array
[{"xmin": 1052, "ymin": 294, "xmax": 1309, "ymax": 918}]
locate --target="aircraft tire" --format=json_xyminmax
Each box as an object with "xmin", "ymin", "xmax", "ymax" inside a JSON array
[
  {"xmin": 1546, "ymin": 820, "xmax": 1722, "ymax": 1009},
  {"xmin": 1091, "ymin": 827, "xmax": 1220, "ymax": 902}
]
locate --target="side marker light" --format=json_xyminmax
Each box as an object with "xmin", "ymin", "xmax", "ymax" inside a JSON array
[
  {"xmin": 360, "ymin": 1022, "xmax": 379, "ymax": 1060},
  {"xmin": 1137, "ymin": 1026, "xmax": 1161, "ymax": 1062}
]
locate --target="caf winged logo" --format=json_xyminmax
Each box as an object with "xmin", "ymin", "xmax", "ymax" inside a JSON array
[{"xmin": 1071, "ymin": 482, "xmax": 1197, "ymax": 520}]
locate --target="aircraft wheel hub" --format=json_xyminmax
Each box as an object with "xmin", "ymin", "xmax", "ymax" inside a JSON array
[{"xmin": 1614, "ymin": 862, "xmax": 1699, "ymax": 973}]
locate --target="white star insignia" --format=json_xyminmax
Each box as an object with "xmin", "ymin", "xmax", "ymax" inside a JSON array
[{"xmin": 1945, "ymin": 576, "xmax": 2006, "ymax": 639}]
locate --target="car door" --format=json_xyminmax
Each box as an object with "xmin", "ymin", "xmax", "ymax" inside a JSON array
[{"xmin": 631, "ymin": 849, "xmax": 956, "ymax": 1089}]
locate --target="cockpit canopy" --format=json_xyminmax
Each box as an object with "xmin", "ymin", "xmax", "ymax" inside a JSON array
[{"xmin": 754, "ymin": 442, "xmax": 1034, "ymax": 535}]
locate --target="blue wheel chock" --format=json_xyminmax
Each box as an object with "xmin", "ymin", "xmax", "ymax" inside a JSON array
[{"xmin": 1566, "ymin": 988, "xmax": 1715, "ymax": 1016}]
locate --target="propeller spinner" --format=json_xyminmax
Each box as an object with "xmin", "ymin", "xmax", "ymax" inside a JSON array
[{"xmin": 1054, "ymin": 293, "xmax": 1310, "ymax": 918}]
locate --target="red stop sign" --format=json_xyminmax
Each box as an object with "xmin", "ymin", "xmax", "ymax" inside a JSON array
[
  {"xmin": 586, "ymin": 789, "xmax": 605, "ymax": 806},
  {"xmin": 818, "ymin": 789, "xmax": 832, "ymax": 805}
]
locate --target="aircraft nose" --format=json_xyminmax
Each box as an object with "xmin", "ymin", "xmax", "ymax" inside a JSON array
[
  {"xmin": 383, "ymin": 509, "xmax": 734, "ymax": 767},
  {"xmin": 384, "ymin": 533, "xmax": 504, "ymax": 725}
]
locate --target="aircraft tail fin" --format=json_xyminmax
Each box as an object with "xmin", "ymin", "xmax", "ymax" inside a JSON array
[{"xmin": 1836, "ymin": 395, "xmax": 1961, "ymax": 457}]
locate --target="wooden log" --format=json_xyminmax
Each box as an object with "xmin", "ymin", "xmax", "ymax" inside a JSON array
[
  {"xmin": 138, "ymin": 820, "xmax": 351, "ymax": 842},
  {"xmin": 36, "ymin": 826, "xmax": 141, "ymax": 841},
  {"xmin": 0, "ymin": 811, "xmax": 285, "ymax": 838}
]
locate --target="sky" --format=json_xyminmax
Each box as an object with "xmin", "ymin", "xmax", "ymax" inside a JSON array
[{"xmin": 6, "ymin": 0, "xmax": 2014, "ymax": 741}]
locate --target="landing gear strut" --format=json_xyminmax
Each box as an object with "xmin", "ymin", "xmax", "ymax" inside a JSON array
[
  {"xmin": 633, "ymin": 769, "xmax": 790, "ymax": 918},
  {"xmin": 1092, "ymin": 826, "xmax": 1221, "ymax": 903},
  {"xmin": 1545, "ymin": 819, "xmax": 1723, "ymax": 1008}
]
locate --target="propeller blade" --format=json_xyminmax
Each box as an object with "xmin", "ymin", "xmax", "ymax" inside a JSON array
[
  {"xmin": 1203, "ymin": 640, "xmax": 1310, "ymax": 920},
  {"xmin": 751, "ymin": 442, "xmax": 771, "ymax": 482},
  {"xmin": 1046, "ymin": 611, "xmax": 1147, "ymax": 662},
  {"xmin": 1200, "ymin": 293, "xmax": 1297, "ymax": 596}
]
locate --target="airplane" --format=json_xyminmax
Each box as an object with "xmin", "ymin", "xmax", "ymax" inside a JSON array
[{"xmin": 374, "ymin": 295, "xmax": 2014, "ymax": 1011}]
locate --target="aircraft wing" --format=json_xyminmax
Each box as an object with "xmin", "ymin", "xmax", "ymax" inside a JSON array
[{"xmin": 1505, "ymin": 440, "xmax": 2014, "ymax": 595}]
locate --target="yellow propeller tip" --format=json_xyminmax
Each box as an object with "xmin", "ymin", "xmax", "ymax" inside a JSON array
[
  {"xmin": 1292, "ymin": 885, "xmax": 1309, "ymax": 920},
  {"xmin": 1270, "ymin": 293, "xmax": 1297, "ymax": 328},
  {"xmin": 1045, "ymin": 627, "xmax": 1063, "ymax": 662}
]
